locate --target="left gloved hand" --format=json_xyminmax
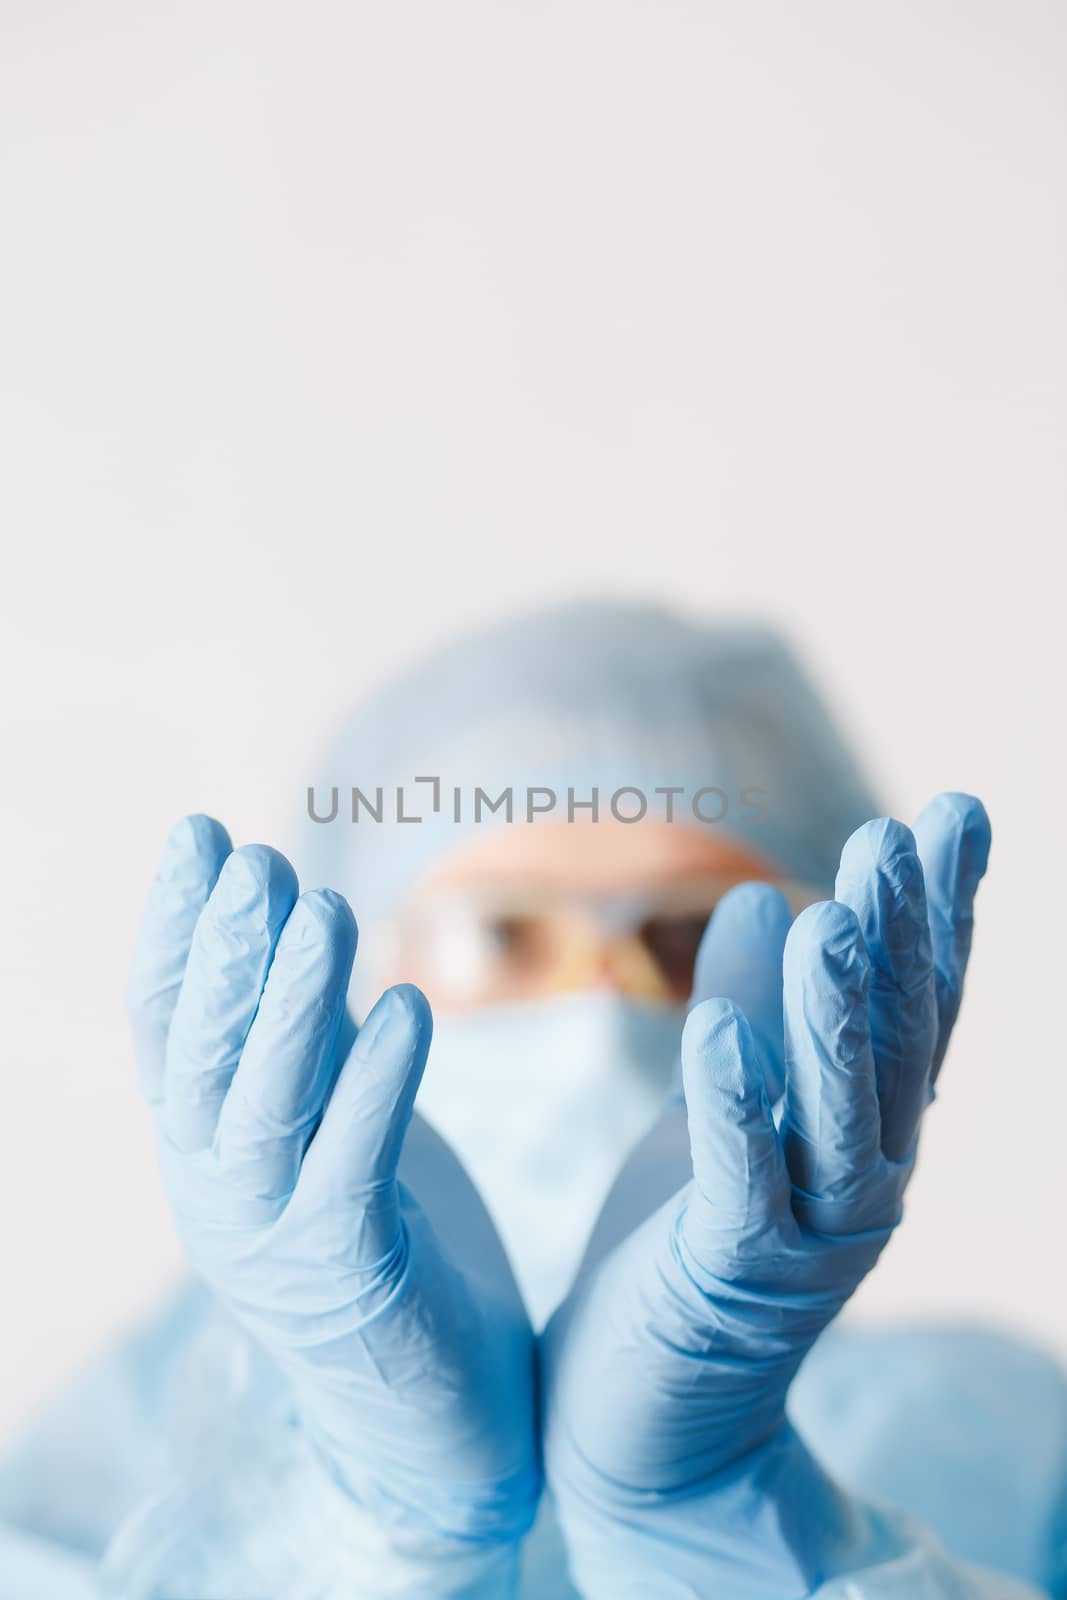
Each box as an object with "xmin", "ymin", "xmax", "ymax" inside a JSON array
[
  {"xmin": 127, "ymin": 817, "xmax": 541, "ymax": 1590},
  {"xmin": 541, "ymin": 793, "xmax": 991, "ymax": 1597}
]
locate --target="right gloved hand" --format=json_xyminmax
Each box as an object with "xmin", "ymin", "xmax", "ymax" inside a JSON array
[
  {"xmin": 542, "ymin": 794, "xmax": 992, "ymax": 1597},
  {"xmin": 126, "ymin": 817, "xmax": 541, "ymax": 1587}
]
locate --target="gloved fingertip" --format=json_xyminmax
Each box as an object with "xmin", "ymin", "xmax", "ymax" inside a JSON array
[
  {"xmin": 166, "ymin": 811, "xmax": 231, "ymax": 848},
  {"xmin": 681, "ymin": 998, "xmax": 760, "ymax": 1099},
  {"xmin": 160, "ymin": 813, "xmax": 232, "ymax": 875},
  {"xmin": 289, "ymin": 887, "xmax": 360, "ymax": 958},
  {"xmin": 388, "ymin": 982, "xmax": 434, "ymax": 1048},
  {"xmin": 839, "ymin": 816, "xmax": 918, "ymax": 881},
  {"xmin": 711, "ymin": 880, "xmax": 793, "ymax": 930},
  {"xmin": 683, "ymin": 993, "xmax": 744, "ymax": 1045},
  {"xmin": 785, "ymin": 900, "xmax": 867, "ymax": 988},
  {"xmin": 694, "ymin": 882, "xmax": 792, "ymax": 986},
  {"xmin": 915, "ymin": 792, "xmax": 993, "ymax": 883},
  {"xmin": 357, "ymin": 982, "xmax": 433, "ymax": 1056},
  {"xmin": 213, "ymin": 843, "xmax": 300, "ymax": 915}
]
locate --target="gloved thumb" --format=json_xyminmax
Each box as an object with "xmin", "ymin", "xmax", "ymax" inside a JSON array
[
  {"xmin": 297, "ymin": 984, "xmax": 433, "ymax": 1266},
  {"xmin": 678, "ymin": 997, "xmax": 791, "ymax": 1273},
  {"xmin": 690, "ymin": 883, "xmax": 792, "ymax": 1103}
]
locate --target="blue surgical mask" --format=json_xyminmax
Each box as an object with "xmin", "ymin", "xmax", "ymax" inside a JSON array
[{"xmin": 415, "ymin": 990, "xmax": 685, "ymax": 1327}]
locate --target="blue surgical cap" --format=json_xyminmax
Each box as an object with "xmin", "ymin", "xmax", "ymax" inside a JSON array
[{"xmin": 298, "ymin": 602, "xmax": 881, "ymax": 930}]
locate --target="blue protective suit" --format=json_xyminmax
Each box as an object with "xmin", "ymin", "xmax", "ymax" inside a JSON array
[{"xmin": 2, "ymin": 1288, "xmax": 1063, "ymax": 1595}]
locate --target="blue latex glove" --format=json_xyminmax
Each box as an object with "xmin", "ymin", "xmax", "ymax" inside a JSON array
[
  {"xmin": 542, "ymin": 794, "xmax": 993, "ymax": 1597},
  {"xmin": 126, "ymin": 818, "xmax": 541, "ymax": 1574}
]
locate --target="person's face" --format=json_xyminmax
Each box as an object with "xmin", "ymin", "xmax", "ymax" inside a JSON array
[{"xmin": 381, "ymin": 818, "xmax": 789, "ymax": 1014}]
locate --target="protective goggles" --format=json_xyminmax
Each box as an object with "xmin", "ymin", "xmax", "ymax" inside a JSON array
[{"xmin": 378, "ymin": 875, "xmax": 822, "ymax": 1009}]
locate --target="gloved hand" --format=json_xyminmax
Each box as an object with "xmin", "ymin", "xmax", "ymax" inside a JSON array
[
  {"xmin": 127, "ymin": 818, "xmax": 541, "ymax": 1590},
  {"xmin": 541, "ymin": 794, "xmax": 992, "ymax": 1597}
]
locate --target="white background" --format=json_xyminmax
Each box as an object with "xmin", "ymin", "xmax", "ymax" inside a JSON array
[{"xmin": 1, "ymin": 1, "xmax": 1064, "ymax": 1436}]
